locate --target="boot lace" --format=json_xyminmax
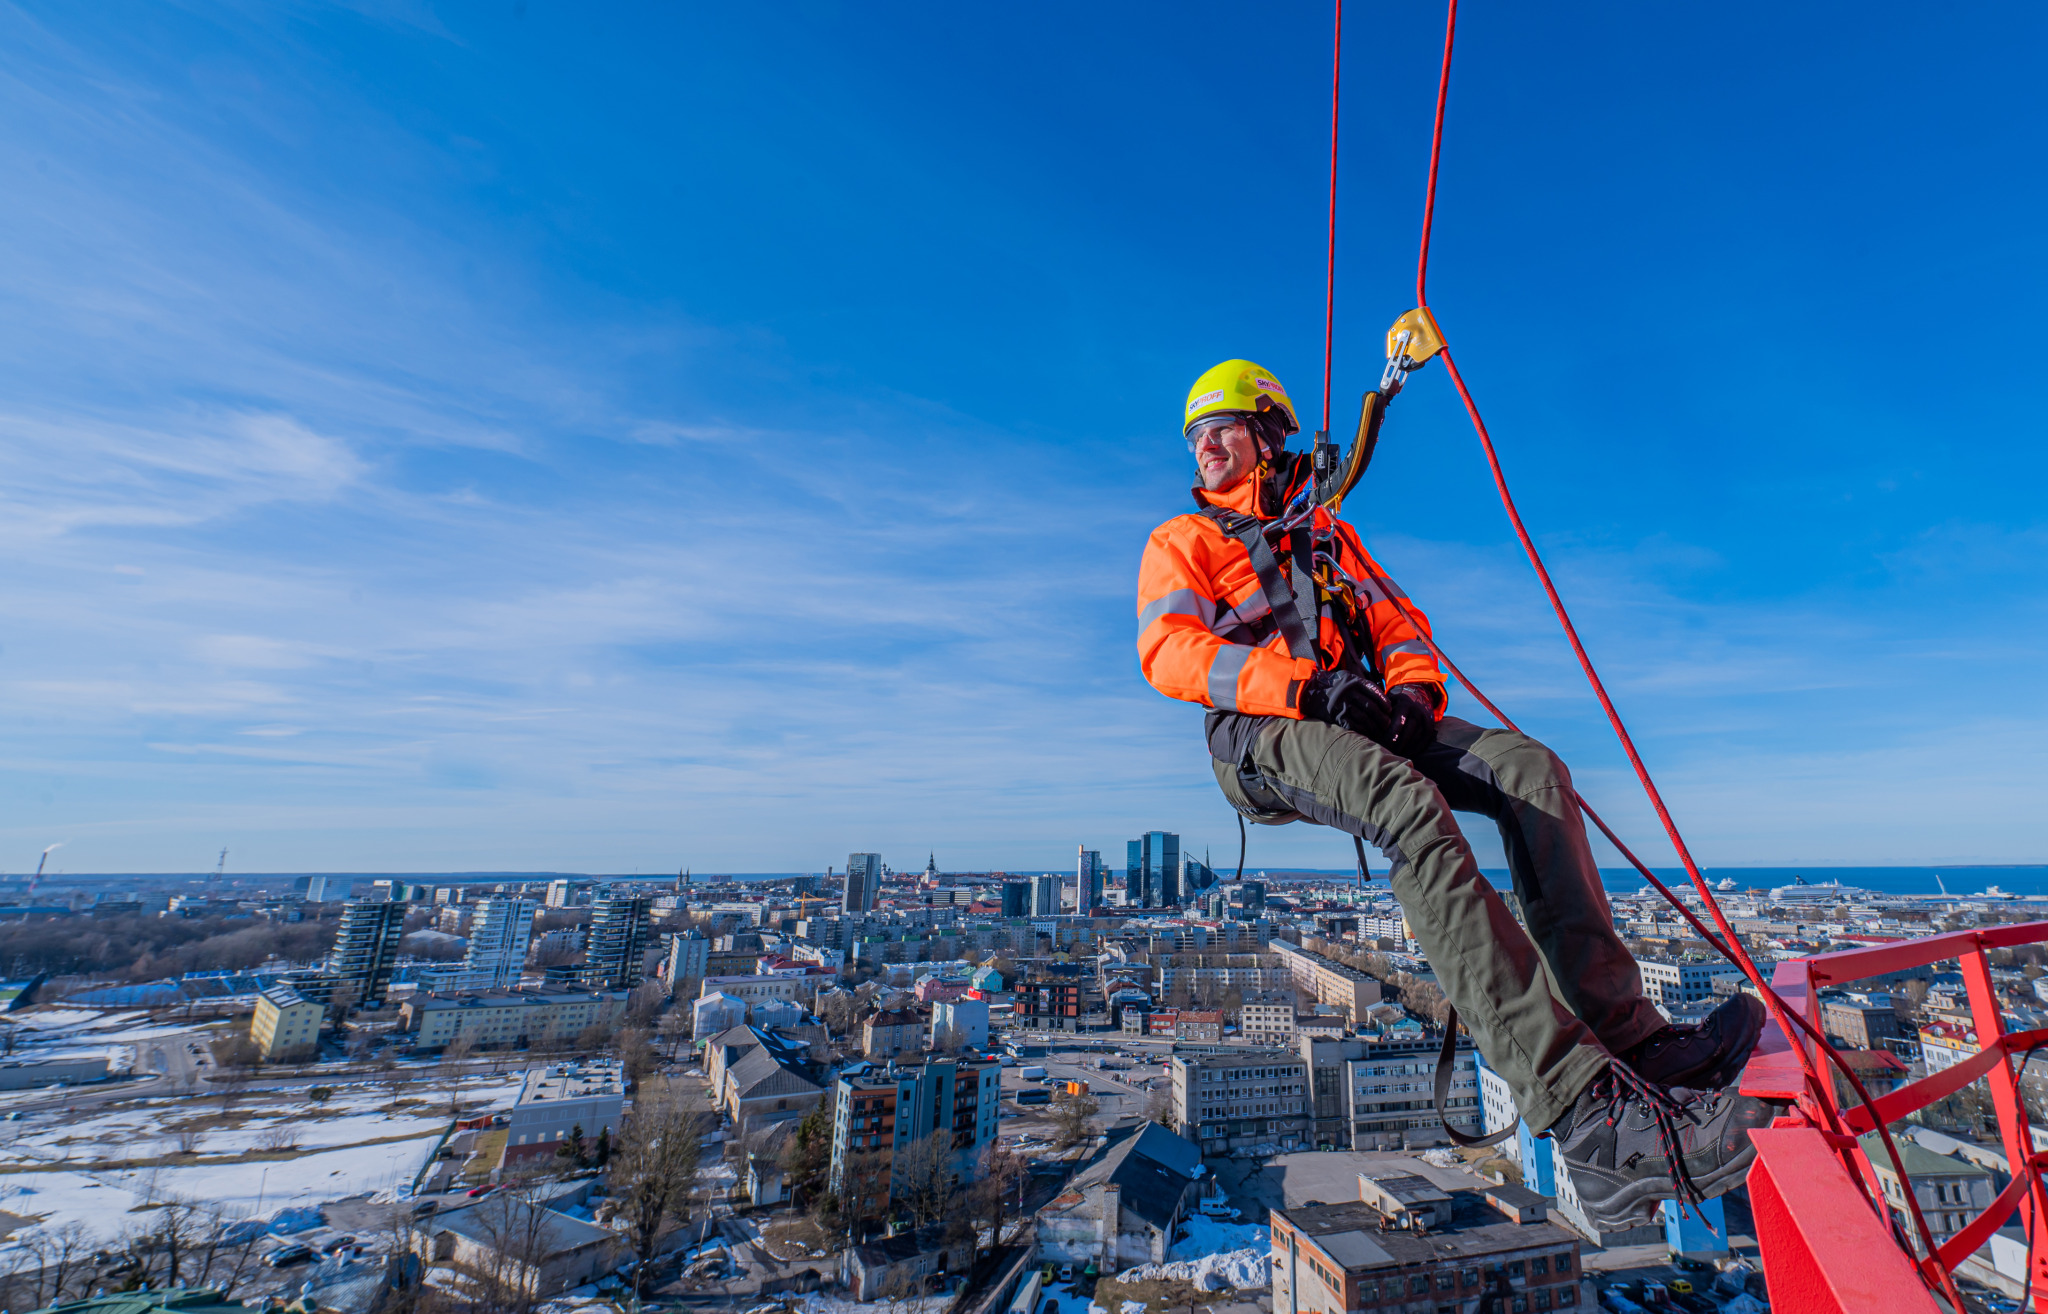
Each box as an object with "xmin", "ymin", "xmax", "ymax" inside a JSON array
[{"xmin": 1589, "ymin": 1061, "xmax": 1711, "ymax": 1215}]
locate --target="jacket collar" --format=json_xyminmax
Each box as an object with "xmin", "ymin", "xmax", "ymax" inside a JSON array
[{"xmin": 1190, "ymin": 468, "xmax": 1267, "ymax": 518}]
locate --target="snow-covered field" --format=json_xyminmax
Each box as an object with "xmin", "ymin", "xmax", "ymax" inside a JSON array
[
  {"xmin": 0, "ymin": 1138, "xmax": 418, "ymax": 1231},
  {"xmin": 7, "ymin": 1072, "xmax": 520, "ymax": 1157},
  {"xmin": 0, "ymin": 1072, "xmax": 524, "ymax": 1246}
]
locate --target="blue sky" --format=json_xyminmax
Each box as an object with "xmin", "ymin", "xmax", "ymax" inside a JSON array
[{"xmin": 2, "ymin": 2, "xmax": 2045, "ymax": 875}]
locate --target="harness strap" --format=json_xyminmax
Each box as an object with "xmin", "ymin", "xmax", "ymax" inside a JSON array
[
  {"xmin": 1199, "ymin": 507, "xmax": 1320, "ymax": 663},
  {"xmin": 1434, "ymin": 1003, "xmax": 1516, "ymax": 1148}
]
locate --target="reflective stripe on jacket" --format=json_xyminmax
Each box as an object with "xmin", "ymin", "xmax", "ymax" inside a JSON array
[{"xmin": 1136, "ymin": 472, "xmax": 1447, "ymax": 718}]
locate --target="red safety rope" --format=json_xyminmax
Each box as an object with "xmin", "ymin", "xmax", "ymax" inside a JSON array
[
  {"xmin": 1319, "ymin": 0, "xmax": 1344, "ymax": 438},
  {"xmin": 1394, "ymin": 0, "xmax": 1960, "ymax": 1295}
]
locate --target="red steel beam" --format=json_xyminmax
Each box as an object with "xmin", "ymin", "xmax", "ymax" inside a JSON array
[{"xmin": 1750, "ymin": 1126, "xmax": 1945, "ymax": 1313}]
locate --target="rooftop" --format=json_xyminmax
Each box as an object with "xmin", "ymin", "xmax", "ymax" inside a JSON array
[
  {"xmin": 518, "ymin": 1058, "xmax": 624, "ymax": 1105},
  {"xmin": 1277, "ymin": 1194, "xmax": 1580, "ymax": 1267},
  {"xmin": 410, "ymin": 985, "xmax": 627, "ymax": 1012}
]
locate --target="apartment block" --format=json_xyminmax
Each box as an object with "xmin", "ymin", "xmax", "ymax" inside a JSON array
[
  {"xmin": 1300, "ymin": 1034, "xmax": 1481, "ymax": 1150},
  {"xmin": 326, "ymin": 899, "xmax": 405, "ymax": 1005},
  {"xmin": 399, "ymin": 986, "xmax": 632, "ymax": 1051},
  {"xmin": 1170, "ymin": 1051, "xmax": 1312, "ymax": 1156},
  {"xmin": 1239, "ymin": 1000, "xmax": 1297, "ymax": 1044},
  {"xmin": 828, "ymin": 1057, "xmax": 1001, "ymax": 1209},
  {"xmin": 1635, "ymin": 958, "xmax": 1744, "ymax": 1010},
  {"xmin": 461, "ymin": 896, "xmax": 537, "ymax": 991},
  {"xmin": 663, "ymin": 928, "xmax": 710, "ymax": 992},
  {"xmin": 250, "ymin": 985, "xmax": 321, "ymax": 1062},
  {"xmin": 582, "ymin": 894, "xmax": 652, "ymax": 991},
  {"xmin": 1017, "ymin": 977, "xmax": 1085, "ymax": 1033},
  {"xmin": 1272, "ymin": 940, "xmax": 1383, "ymax": 1023}
]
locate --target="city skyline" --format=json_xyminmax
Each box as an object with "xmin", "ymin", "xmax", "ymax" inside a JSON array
[{"xmin": 1, "ymin": 5, "xmax": 2044, "ymax": 872}]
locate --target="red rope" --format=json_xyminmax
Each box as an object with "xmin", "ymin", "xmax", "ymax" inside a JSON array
[
  {"xmin": 1415, "ymin": 0, "xmax": 1456, "ymax": 306},
  {"xmin": 1320, "ymin": 0, "xmax": 1344, "ymax": 438},
  {"xmin": 1396, "ymin": 3, "xmax": 1960, "ymax": 1296}
]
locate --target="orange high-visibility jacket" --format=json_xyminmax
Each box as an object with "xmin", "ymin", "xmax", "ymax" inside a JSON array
[{"xmin": 1136, "ymin": 472, "xmax": 1447, "ymax": 720}]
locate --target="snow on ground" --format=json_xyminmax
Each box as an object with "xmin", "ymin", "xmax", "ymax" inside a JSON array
[
  {"xmin": 1169, "ymin": 1217, "xmax": 1269, "ymax": 1260},
  {"xmin": 1119, "ymin": 1248, "xmax": 1268, "ymax": 1292},
  {"xmin": 9, "ymin": 1010, "xmax": 114, "ymax": 1032},
  {"xmin": 0, "ymin": 1136, "xmax": 431, "ymax": 1241},
  {"xmin": 6, "ymin": 1074, "xmax": 519, "ymax": 1159},
  {"xmin": 1114, "ymin": 1218, "xmax": 1273, "ymax": 1293}
]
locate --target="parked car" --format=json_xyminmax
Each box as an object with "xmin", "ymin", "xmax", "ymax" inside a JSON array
[
  {"xmin": 264, "ymin": 1244, "xmax": 314, "ymax": 1268},
  {"xmin": 321, "ymin": 1236, "xmax": 358, "ymax": 1254},
  {"xmin": 465, "ymin": 1185, "xmax": 494, "ymax": 1198},
  {"xmin": 410, "ymin": 1199, "xmax": 439, "ymax": 1216}
]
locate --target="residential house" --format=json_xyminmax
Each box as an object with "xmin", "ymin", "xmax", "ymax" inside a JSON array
[
  {"xmin": 863, "ymin": 1008, "xmax": 926, "ymax": 1060},
  {"xmin": 416, "ymin": 1198, "xmax": 625, "ymax": 1300},
  {"xmin": 1036, "ymin": 1122, "xmax": 1206, "ymax": 1267},
  {"xmin": 842, "ymin": 1226, "xmax": 976, "ymax": 1301}
]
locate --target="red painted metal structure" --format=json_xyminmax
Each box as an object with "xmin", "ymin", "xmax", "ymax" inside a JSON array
[{"xmin": 1745, "ymin": 924, "xmax": 2048, "ymax": 1310}]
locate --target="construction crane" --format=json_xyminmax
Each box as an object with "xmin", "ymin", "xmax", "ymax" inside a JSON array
[
  {"xmin": 27, "ymin": 844, "xmax": 59, "ymax": 899},
  {"xmin": 209, "ymin": 848, "xmax": 227, "ymax": 884}
]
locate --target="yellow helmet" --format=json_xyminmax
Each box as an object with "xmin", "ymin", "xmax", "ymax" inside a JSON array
[{"xmin": 1183, "ymin": 359, "xmax": 1301, "ymax": 444}]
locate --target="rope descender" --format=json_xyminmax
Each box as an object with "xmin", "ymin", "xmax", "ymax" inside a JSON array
[{"xmin": 1317, "ymin": 306, "xmax": 1447, "ymax": 515}]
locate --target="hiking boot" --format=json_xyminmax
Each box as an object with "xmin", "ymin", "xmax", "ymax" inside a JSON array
[
  {"xmin": 1549, "ymin": 1065, "xmax": 1778, "ymax": 1231},
  {"xmin": 1618, "ymin": 993, "xmax": 1767, "ymax": 1091}
]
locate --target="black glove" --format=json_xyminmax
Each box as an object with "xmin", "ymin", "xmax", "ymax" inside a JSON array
[
  {"xmin": 1297, "ymin": 669, "xmax": 1392, "ymax": 742},
  {"xmin": 1387, "ymin": 683, "xmax": 1442, "ymax": 759}
]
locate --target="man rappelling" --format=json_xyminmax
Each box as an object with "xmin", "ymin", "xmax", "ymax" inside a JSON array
[{"xmin": 1136, "ymin": 359, "xmax": 1780, "ymax": 1228}]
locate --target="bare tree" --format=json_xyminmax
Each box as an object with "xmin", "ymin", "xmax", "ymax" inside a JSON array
[
  {"xmin": 170, "ymin": 1126, "xmax": 207, "ymax": 1155},
  {"xmin": 442, "ymin": 1036, "xmax": 476, "ymax": 1114},
  {"xmin": 626, "ymin": 980, "xmax": 667, "ymax": 1027},
  {"xmin": 254, "ymin": 1124, "xmax": 300, "ymax": 1152},
  {"xmin": 892, "ymin": 1131, "xmax": 967, "ymax": 1238},
  {"xmin": 3, "ymin": 1222, "xmax": 94, "ymax": 1310},
  {"xmin": 780, "ymin": 1103, "xmax": 834, "ymax": 1209},
  {"xmin": 816, "ymin": 991, "xmax": 860, "ymax": 1039},
  {"xmin": 968, "ymin": 1141, "xmax": 1029, "ymax": 1250},
  {"xmin": 184, "ymin": 1205, "xmax": 268, "ymax": 1300},
  {"xmin": 830, "ymin": 1145, "xmax": 895, "ymax": 1243},
  {"xmin": 451, "ymin": 1178, "xmax": 555, "ymax": 1314},
  {"xmin": 605, "ymin": 1082, "xmax": 704, "ymax": 1293},
  {"xmin": 1049, "ymin": 1090, "xmax": 1100, "ymax": 1149},
  {"xmin": 616, "ymin": 1026, "xmax": 657, "ymax": 1082}
]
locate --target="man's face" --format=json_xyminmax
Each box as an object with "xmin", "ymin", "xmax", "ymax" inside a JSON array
[{"xmin": 1190, "ymin": 416, "xmax": 1260, "ymax": 492}]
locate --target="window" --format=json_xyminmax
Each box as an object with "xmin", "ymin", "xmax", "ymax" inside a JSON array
[
  {"xmin": 1508, "ymin": 1260, "xmax": 1525, "ymax": 1279},
  {"xmin": 1554, "ymin": 1253, "xmax": 1572, "ymax": 1274},
  {"xmin": 1410, "ymin": 1275, "xmax": 1429, "ymax": 1295},
  {"xmin": 1534, "ymin": 1291, "xmax": 1553, "ymax": 1311},
  {"xmin": 1532, "ymin": 1256, "xmax": 1548, "ymax": 1275},
  {"xmin": 1435, "ymin": 1271, "xmax": 1456, "ymax": 1289},
  {"xmin": 1461, "ymin": 1269, "xmax": 1480, "ymax": 1287},
  {"xmin": 1557, "ymin": 1287, "xmax": 1576, "ymax": 1307}
]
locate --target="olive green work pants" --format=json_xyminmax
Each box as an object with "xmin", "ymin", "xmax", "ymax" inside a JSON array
[{"xmin": 1214, "ymin": 713, "xmax": 1667, "ymax": 1131}]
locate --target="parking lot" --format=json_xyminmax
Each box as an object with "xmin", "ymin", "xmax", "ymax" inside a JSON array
[{"xmin": 994, "ymin": 1033, "xmax": 1175, "ymax": 1126}]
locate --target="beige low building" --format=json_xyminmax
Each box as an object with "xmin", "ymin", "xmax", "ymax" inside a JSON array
[
  {"xmin": 1239, "ymin": 1001, "xmax": 1297, "ymax": 1043},
  {"xmin": 1273, "ymin": 940, "xmax": 1382, "ymax": 1023},
  {"xmin": 398, "ymin": 986, "xmax": 631, "ymax": 1052},
  {"xmin": 251, "ymin": 985, "xmax": 321, "ymax": 1062}
]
